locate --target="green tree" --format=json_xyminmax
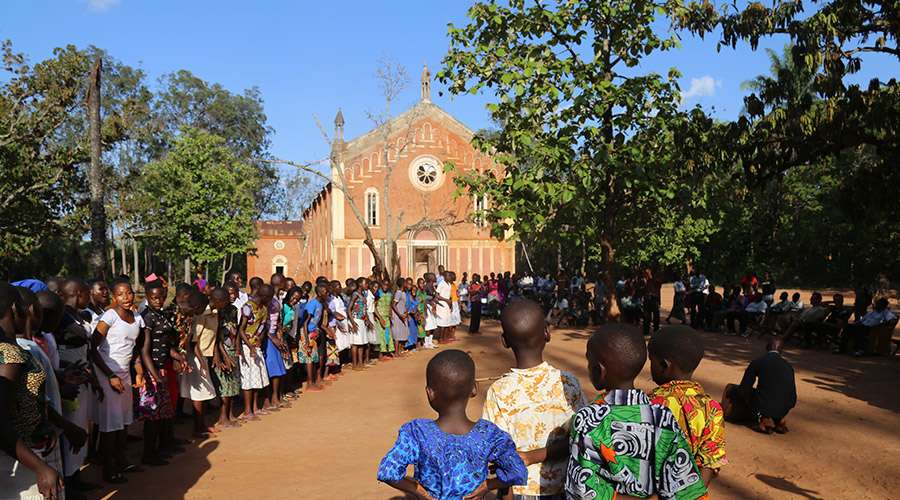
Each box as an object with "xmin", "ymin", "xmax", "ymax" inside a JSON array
[
  {"xmin": 154, "ymin": 70, "xmax": 276, "ymax": 215},
  {"xmin": 439, "ymin": 0, "xmax": 721, "ymax": 280},
  {"xmin": 689, "ymin": 0, "xmax": 900, "ymax": 184},
  {"xmin": 0, "ymin": 42, "xmax": 152, "ymax": 276},
  {"xmin": 138, "ymin": 128, "xmax": 258, "ymax": 281}
]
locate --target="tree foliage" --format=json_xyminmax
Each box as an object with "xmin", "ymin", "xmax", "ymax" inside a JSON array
[
  {"xmin": 440, "ymin": 0, "xmax": 722, "ymax": 273},
  {"xmin": 138, "ymin": 128, "xmax": 258, "ymax": 266}
]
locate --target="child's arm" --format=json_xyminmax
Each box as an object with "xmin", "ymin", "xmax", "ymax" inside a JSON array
[
  {"xmin": 377, "ymin": 423, "xmax": 431, "ymax": 498},
  {"xmin": 384, "ymin": 478, "xmax": 436, "ymax": 500}
]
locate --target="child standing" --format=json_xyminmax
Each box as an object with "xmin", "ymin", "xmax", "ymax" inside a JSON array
[
  {"xmin": 366, "ymin": 279, "xmax": 380, "ymax": 363},
  {"xmin": 349, "ymin": 278, "xmax": 369, "ymax": 370},
  {"xmin": 211, "ymin": 288, "xmax": 241, "ymax": 429},
  {"xmin": 649, "ymin": 326, "xmax": 727, "ymax": 487},
  {"xmin": 566, "ymin": 324, "xmax": 708, "ymax": 499},
  {"xmin": 237, "ymin": 288, "xmax": 270, "ymax": 420},
  {"xmin": 483, "ymin": 299, "xmax": 587, "ymax": 499},
  {"xmin": 181, "ymin": 291, "xmax": 217, "ymax": 438},
  {"xmin": 137, "ymin": 282, "xmax": 179, "ymax": 466},
  {"xmin": 301, "ymin": 284, "xmax": 329, "ymax": 391},
  {"xmin": 390, "ymin": 277, "xmax": 409, "ymax": 357},
  {"xmin": 374, "ymin": 279, "xmax": 394, "ymax": 361},
  {"xmin": 377, "ymin": 349, "xmax": 528, "ymax": 499}
]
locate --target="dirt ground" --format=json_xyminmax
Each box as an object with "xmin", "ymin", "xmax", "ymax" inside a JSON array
[{"xmin": 85, "ymin": 287, "xmax": 900, "ymax": 500}]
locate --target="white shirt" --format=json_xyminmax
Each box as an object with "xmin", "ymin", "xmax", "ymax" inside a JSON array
[
  {"xmin": 745, "ymin": 301, "xmax": 768, "ymax": 313},
  {"xmin": 97, "ymin": 309, "xmax": 144, "ymax": 375},
  {"xmin": 554, "ymin": 298, "xmax": 569, "ymax": 311},
  {"xmin": 674, "ymin": 281, "xmax": 686, "ymax": 293},
  {"xmin": 327, "ymin": 296, "xmax": 346, "ymax": 327},
  {"xmin": 436, "ymin": 281, "xmax": 452, "ymax": 313},
  {"xmin": 233, "ymin": 291, "xmax": 249, "ymax": 322},
  {"xmin": 366, "ymin": 290, "xmax": 376, "ymax": 315}
]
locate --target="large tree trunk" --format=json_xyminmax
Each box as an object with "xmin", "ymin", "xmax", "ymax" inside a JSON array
[
  {"xmin": 119, "ymin": 236, "xmax": 128, "ymax": 277},
  {"xmin": 166, "ymin": 259, "xmax": 172, "ymax": 286},
  {"xmin": 363, "ymin": 237, "xmax": 386, "ymax": 280},
  {"xmin": 109, "ymin": 244, "xmax": 116, "ymax": 276},
  {"xmin": 86, "ymin": 57, "xmax": 108, "ymax": 280},
  {"xmin": 183, "ymin": 258, "xmax": 190, "ymax": 284},
  {"xmin": 600, "ymin": 236, "xmax": 619, "ymax": 321},
  {"xmin": 132, "ymin": 237, "xmax": 139, "ymax": 290}
]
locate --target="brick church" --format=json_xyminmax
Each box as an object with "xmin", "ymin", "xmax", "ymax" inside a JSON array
[{"xmin": 247, "ymin": 66, "xmax": 516, "ymax": 281}]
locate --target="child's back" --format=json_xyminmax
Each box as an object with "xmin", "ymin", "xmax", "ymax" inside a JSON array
[
  {"xmin": 648, "ymin": 326, "xmax": 727, "ymax": 479},
  {"xmin": 484, "ymin": 299, "xmax": 587, "ymax": 497},
  {"xmin": 377, "ymin": 349, "xmax": 527, "ymax": 500},
  {"xmin": 378, "ymin": 418, "xmax": 524, "ymax": 500},
  {"xmin": 650, "ymin": 381, "xmax": 726, "ymax": 472},
  {"xmin": 567, "ymin": 325, "xmax": 707, "ymax": 500},
  {"xmin": 568, "ymin": 389, "xmax": 706, "ymax": 499}
]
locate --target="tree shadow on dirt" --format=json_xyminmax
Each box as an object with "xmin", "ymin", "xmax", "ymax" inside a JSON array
[{"xmin": 83, "ymin": 418, "xmax": 219, "ymax": 500}]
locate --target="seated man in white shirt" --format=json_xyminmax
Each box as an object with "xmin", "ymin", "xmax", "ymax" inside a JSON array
[{"xmin": 838, "ymin": 298, "xmax": 897, "ymax": 356}]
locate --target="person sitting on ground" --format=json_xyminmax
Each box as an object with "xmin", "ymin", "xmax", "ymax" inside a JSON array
[
  {"xmin": 722, "ymin": 338, "xmax": 796, "ymax": 435},
  {"xmin": 377, "ymin": 349, "xmax": 527, "ymax": 500},
  {"xmin": 483, "ymin": 300, "xmax": 586, "ymax": 499},
  {"xmin": 566, "ymin": 324, "xmax": 708, "ymax": 499},
  {"xmin": 649, "ymin": 325, "xmax": 727, "ymax": 487},
  {"xmin": 836, "ymin": 297, "xmax": 897, "ymax": 356}
]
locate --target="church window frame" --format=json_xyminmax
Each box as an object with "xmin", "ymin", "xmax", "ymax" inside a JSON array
[
  {"xmin": 409, "ymin": 155, "xmax": 445, "ymax": 192},
  {"xmin": 365, "ymin": 188, "xmax": 379, "ymax": 227}
]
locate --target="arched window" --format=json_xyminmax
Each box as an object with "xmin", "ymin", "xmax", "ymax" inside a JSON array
[
  {"xmin": 365, "ymin": 188, "xmax": 379, "ymax": 226},
  {"xmin": 473, "ymin": 194, "xmax": 489, "ymax": 228}
]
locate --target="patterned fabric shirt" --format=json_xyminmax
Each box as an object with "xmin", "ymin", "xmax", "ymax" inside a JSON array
[
  {"xmin": 482, "ymin": 362, "xmax": 587, "ymax": 496},
  {"xmin": 242, "ymin": 301, "xmax": 269, "ymax": 347},
  {"xmin": 377, "ymin": 419, "xmax": 528, "ymax": 500},
  {"xmin": 141, "ymin": 306, "xmax": 176, "ymax": 368},
  {"xmin": 650, "ymin": 380, "xmax": 727, "ymax": 471},
  {"xmin": 566, "ymin": 389, "xmax": 708, "ymax": 500},
  {"xmin": 0, "ymin": 339, "xmax": 51, "ymax": 449},
  {"xmin": 219, "ymin": 304, "xmax": 239, "ymax": 351}
]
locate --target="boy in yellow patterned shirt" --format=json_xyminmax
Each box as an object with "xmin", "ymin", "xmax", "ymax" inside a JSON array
[
  {"xmin": 482, "ymin": 299, "xmax": 587, "ymax": 499},
  {"xmin": 649, "ymin": 326, "xmax": 727, "ymax": 487}
]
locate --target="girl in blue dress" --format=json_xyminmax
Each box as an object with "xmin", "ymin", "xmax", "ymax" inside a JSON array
[{"xmin": 377, "ymin": 350, "xmax": 527, "ymax": 499}]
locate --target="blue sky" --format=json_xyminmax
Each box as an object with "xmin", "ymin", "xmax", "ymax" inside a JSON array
[{"xmin": 3, "ymin": 0, "xmax": 897, "ymax": 173}]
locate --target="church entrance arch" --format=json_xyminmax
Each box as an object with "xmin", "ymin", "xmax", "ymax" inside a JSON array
[{"xmin": 407, "ymin": 227, "xmax": 447, "ymax": 277}]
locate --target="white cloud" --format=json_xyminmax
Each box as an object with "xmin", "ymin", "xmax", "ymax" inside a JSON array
[
  {"xmin": 86, "ymin": 0, "xmax": 120, "ymax": 12},
  {"xmin": 681, "ymin": 75, "xmax": 721, "ymax": 101}
]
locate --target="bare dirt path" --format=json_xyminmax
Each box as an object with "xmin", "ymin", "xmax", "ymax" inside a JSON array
[{"xmin": 87, "ymin": 296, "xmax": 900, "ymax": 499}]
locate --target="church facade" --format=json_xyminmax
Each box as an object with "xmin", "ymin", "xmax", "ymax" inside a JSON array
[{"xmin": 246, "ymin": 67, "xmax": 516, "ymax": 281}]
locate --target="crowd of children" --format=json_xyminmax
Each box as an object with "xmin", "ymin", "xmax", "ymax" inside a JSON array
[{"xmin": 0, "ymin": 266, "xmax": 471, "ymax": 499}]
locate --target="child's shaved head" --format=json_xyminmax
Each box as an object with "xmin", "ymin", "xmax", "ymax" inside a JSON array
[
  {"xmin": 426, "ymin": 349, "xmax": 476, "ymax": 403},
  {"xmin": 648, "ymin": 325, "xmax": 704, "ymax": 374},
  {"xmin": 587, "ymin": 324, "xmax": 647, "ymax": 390},
  {"xmin": 500, "ymin": 299, "xmax": 547, "ymax": 351}
]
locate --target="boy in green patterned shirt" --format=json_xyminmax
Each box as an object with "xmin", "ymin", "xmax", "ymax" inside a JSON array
[{"xmin": 566, "ymin": 324, "xmax": 708, "ymax": 500}]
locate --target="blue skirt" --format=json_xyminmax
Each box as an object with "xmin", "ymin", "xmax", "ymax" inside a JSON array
[{"xmin": 263, "ymin": 337, "xmax": 287, "ymax": 378}]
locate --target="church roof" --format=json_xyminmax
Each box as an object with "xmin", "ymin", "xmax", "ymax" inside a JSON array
[
  {"xmin": 340, "ymin": 101, "xmax": 475, "ymax": 158},
  {"xmin": 255, "ymin": 220, "xmax": 304, "ymax": 236}
]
